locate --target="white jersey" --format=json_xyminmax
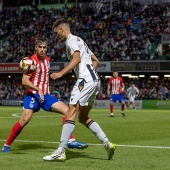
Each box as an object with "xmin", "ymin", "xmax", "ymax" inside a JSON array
[
  {"xmin": 66, "ymin": 34, "xmax": 99, "ymax": 82},
  {"xmin": 127, "ymin": 87, "xmax": 139, "ymax": 98}
]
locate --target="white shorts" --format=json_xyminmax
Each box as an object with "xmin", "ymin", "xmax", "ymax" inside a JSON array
[
  {"xmin": 129, "ymin": 96, "xmax": 135, "ymax": 102},
  {"xmin": 69, "ymin": 79, "xmax": 100, "ymax": 106}
]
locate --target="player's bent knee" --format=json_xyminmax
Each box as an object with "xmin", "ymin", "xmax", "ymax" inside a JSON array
[{"xmin": 78, "ymin": 117, "xmax": 87, "ymax": 125}]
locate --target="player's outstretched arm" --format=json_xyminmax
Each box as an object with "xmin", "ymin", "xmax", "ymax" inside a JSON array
[
  {"xmin": 61, "ymin": 51, "xmax": 81, "ymax": 75},
  {"xmin": 91, "ymin": 54, "xmax": 99, "ymax": 70},
  {"xmin": 50, "ymin": 51, "xmax": 81, "ymax": 80}
]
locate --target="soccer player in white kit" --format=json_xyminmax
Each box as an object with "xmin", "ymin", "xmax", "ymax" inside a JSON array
[
  {"xmin": 43, "ymin": 18, "xmax": 116, "ymax": 161},
  {"xmin": 126, "ymin": 83, "xmax": 139, "ymax": 110}
]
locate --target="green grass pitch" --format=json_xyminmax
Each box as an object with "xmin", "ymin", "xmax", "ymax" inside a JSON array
[{"xmin": 0, "ymin": 106, "xmax": 170, "ymax": 170}]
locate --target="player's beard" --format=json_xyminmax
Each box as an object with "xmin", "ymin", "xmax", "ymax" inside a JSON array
[
  {"xmin": 37, "ymin": 52, "xmax": 45, "ymax": 59},
  {"xmin": 57, "ymin": 35, "xmax": 66, "ymax": 42}
]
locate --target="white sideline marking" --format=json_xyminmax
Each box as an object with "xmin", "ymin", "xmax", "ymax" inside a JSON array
[
  {"xmin": 0, "ymin": 139, "xmax": 170, "ymax": 149},
  {"xmin": 12, "ymin": 113, "xmax": 20, "ymax": 117}
]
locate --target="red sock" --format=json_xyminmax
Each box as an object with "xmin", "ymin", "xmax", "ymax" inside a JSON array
[
  {"xmin": 62, "ymin": 116, "xmax": 75, "ymax": 140},
  {"xmin": 5, "ymin": 122, "xmax": 23, "ymax": 146},
  {"xmin": 121, "ymin": 104, "xmax": 124, "ymax": 112},
  {"xmin": 110, "ymin": 103, "xmax": 113, "ymax": 113}
]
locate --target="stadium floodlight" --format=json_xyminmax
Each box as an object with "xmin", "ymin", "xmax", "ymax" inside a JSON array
[
  {"xmin": 139, "ymin": 75, "xmax": 145, "ymax": 77},
  {"xmin": 164, "ymin": 75, "xmax": 170, "ymax": 77},
  {"xmin": 150, "ymin": 76, "xmax": 159, "ymax": 78},
  {"xmin": 122, "ymin": 74, "xmax": 131, "ymax": 77},
  {"xmin": 105, "ymin": 76, "xmax": 112, "ymax": 78},
  {"xmin": 129, "ymin": 75, "xmax": 138, "ymax": 78}
]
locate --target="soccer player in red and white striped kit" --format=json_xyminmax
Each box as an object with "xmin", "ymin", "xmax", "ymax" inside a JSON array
[
  {"xmin": 2, "ymin": 38, "xmax": 88, "ymax": 152},
  {"xmin": 107, "ymin": 71, "xmax": 126, "ymax": 117}
]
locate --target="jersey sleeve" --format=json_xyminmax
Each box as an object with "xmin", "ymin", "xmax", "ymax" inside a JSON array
[
  {"xmin": 136, "ymin": 87, "xmax": 139, "ymax": 93},
  {"xmin": 67, "ymin": 39, "xmax": 80, "ymax": 55}
]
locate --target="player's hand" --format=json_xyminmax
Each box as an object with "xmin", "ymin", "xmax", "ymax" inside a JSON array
[
  {"xmin": 38, "ymin": 89, "xmax": 44, "ymax": 102},
  {"xmin": 50, "ymin": 72, "xmax": 63, "ymax": 80}
]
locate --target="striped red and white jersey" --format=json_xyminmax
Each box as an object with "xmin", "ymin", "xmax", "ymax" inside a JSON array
[
  {"xmin": 26, "ymin": 54, "xmax": 50, "ymax": 94},
  {"xmin": 108, "ymin": 76, "xmax": 124, "ymax": 94}
]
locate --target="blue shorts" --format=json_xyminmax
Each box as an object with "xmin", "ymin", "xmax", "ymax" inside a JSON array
[
  {"xmin": 110, "ymin": 94, "xmax": 124, "ymax": 103},
  {"xmin": 23, "ymin": 93, "xmax": 59, "ymax": 113}
]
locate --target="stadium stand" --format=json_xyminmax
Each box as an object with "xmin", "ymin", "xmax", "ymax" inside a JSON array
[
  {"xmin": 1, "ymin": 2, "xmax": 170, "ymax": 62},
  {"xmin": 0, "ymin": 76, "xmax": 169, "ymax": 101}
]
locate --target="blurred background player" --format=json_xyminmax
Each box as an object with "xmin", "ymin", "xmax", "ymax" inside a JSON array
[
  {"xmin": 107, "ymin": 71, "xmax": 126, "ymax": 117},
  {"xmin": 2, "ymin": 38, "xmax": 88, "ymax": 153},
  {"xmin": 126, "ymin": 83, "xmax": 139, "ymax": 110}
]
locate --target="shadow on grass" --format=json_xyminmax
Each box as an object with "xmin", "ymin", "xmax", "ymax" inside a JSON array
[
  {"xmin": 11, "ymin": 144, "xmax": 106, "ymax": 160},
  {"xmin": 11, "ymin": 143, "xmax": 53, "ymax": 154},
  {"xmin": 66, "ymin": 149, "xmax": 107, "ymax": 161}
]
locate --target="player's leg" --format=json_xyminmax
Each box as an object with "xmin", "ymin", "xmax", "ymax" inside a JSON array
[
  {"xmin": 131, "ymin": 98, "xmax": 136, "ymax": 110},
  {"xmin": 78, "ymin": 80, "xmax": 116, "ymax": 159},
  {"xmin": 43, "ymin": 103, "xmax": 79, "ymax": 161},
  {"xmin": 110, "ymin": 101, "xmax": 114, "ymax": 117},
  {"xmin": 110, "ymin": 94, "xmax": 115, "ymax": 117},
  {"xmin": 125, "ymin": 98, "xmax": 130, "ymax": 108},
  {"xmin": 2, "ymin": 94, "xmax": 38, "ymax": 153},
  {"xmin": 127, "ymin": 101, "xmax": 132, "ymax": 108},
  {"xmin": 127, "ymin": 97, "xmax": 132, "ymax": 108},
  {"xmin": 78, "ymin": 105, "xmax": 116, "ymax": 160},
  {"xmin": 62, "ymin": 115, "xmax": 88, "ymax": 149},
  {"xmin": 2, "ymin": 109, "xmax": 33, "ymax": 152},
  {"xmin": 119, "ymin": 95, "xmax": 126, "ymax": 117},
  {"xmin": 62, "ymin": 115, "xmax": 75, "ymax": 140},
  {"xmin": 49, "ymin": 97, "xmax": 88, "ymax": 149}
]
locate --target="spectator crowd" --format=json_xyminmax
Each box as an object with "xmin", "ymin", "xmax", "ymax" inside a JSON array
[
  {"xmin": 0, "ymin": 76, "xmax": 170, "ymax": 101},
  {"xmin": 1, "ymin": 2, "xmax": 170, "ymax": 62},
  {"xmin": 0, "ymin": 2, "xmax": 170, "ymax": 102}
]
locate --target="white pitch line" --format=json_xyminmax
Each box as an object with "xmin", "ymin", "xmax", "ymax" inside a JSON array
[
  {"xmin": 0, "ymin": 139, "xmax": 170, "ymax": 149},
  {"xmin": 0, "ymin": 114, "xmax": 109, "ymax": 119},
  {"xmin": 0, "ymin": 116, "xmax": 58, "ymax": 119}
]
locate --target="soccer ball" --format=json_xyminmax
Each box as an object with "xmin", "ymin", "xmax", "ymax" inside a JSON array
[{"xmin": 19, "ymin": 57, "xmax": 37, "ymax": 74}]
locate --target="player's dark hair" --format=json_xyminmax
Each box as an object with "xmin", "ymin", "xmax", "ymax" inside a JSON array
[
  {"xmin": 35, "ymin": 37, "xmax": 48, "ymax": 46},
  {"xmin": 52, "ymin": 18, "xmax": 70, "ymax": 29},
  {"xmin": 113, "ymin": 70, "xmax": 118, "ymax": 73}
]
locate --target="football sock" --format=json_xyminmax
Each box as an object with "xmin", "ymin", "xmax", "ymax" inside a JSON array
[
  {"xmin": 121, "ymin": 104, "xmax": 124, "ymax": 112},
  {"xmin": 110, "ymin": 104, "xmax": 113, "ymax": 113},
  {"xmin": 62, "ymin": 116, "xmax": 75, "ymax": 140},
  {"xmin": 59, "ymin": 120, "xmax": 75, "ymax": 151},
  {"xmin": 5, "ymin": 122, "xmax": 23, "ymax": 146},
  {"xmin": 87, "ymin": 120, "xmax": 109, "ymax": 144}
]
